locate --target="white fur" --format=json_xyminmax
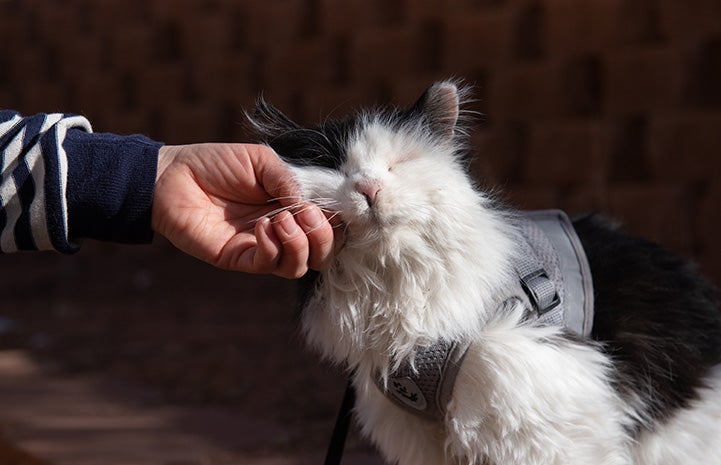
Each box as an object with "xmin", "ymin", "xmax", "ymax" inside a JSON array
[
  {"xmin": 633, "ymin": 365, "xmax": 721, "ymax": 465},
  {"xmin": 292, "ymin": 117, "xmax": 719, "ymax": 464}
]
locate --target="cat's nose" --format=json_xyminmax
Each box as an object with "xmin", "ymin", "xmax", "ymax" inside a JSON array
[{"xmin": 355, "ymin": 179, "xmax": 382, "ymax": 207}]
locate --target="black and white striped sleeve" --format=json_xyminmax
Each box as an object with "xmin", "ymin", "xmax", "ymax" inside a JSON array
[
  {"xmin": 0, "ymin": 111, "xmax": 91, "ymax": 252},
  {"xmin": 0, "ymin": 111, "xmax": 161, "ymax": 253}
]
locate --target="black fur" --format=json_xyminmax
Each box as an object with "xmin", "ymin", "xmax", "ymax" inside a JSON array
[
  {"xmin": 574, "ymin": 214, "xmax": 721, "ymax": 431},
  {"xmin": 250, "ymin": 98, "xmax": 357, "ymax": 170},
  {"xmin": 249, "ymin": 82, "xmax": 468, "ymax": 171}
]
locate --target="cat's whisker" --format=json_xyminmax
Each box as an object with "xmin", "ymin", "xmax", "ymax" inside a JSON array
[
  {"xmin": 249, "ymin": 203, "xmax": 305, "ymax": 225},
  {"xmin": 320, "ymin": 209, "xmax": 341, "ymax": 217},
  {"xmin": 267, "ymin": 195, "xmax": 340, "ymax": 210},
  {"xmin": 251, "ymin": 196, "xmax": 343, "ymax": 227},
  {"xmin": 267, "ymin": 195, "xmax": 305, "ymax": 203}
]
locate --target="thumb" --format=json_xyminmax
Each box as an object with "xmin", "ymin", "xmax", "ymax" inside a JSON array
[{"xmin": 250, "ymin": 145, "xmax": 302, "ymax": 207}]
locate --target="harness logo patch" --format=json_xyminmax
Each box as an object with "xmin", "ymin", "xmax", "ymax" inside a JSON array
[{"xmin": 389, "ymin": 376, "xmax": 427, "ymax": 411}]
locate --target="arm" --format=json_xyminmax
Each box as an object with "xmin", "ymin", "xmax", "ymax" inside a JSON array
[{"xmin": 0, "ymin": 111, "xmax": 338, "ymax": 276}]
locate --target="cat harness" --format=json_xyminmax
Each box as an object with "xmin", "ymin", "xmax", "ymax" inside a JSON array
[{"xmin": 375, "ymin": 210, "xmax": 595, "ymax": 420}]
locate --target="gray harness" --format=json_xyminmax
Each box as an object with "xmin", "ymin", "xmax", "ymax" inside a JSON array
[{"xmin": 375, "ymin": 210, "xmax": 595, "ymax": 420}]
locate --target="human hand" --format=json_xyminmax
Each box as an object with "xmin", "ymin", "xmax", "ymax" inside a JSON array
[{"xmin": 152, "ymin": 143, "xmax": 340, "ymax": 278}]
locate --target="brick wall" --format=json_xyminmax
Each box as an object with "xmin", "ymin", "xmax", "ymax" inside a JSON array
[{"xmin": 1, "ymin": 0, "xmax": 720, "ymax": 283}]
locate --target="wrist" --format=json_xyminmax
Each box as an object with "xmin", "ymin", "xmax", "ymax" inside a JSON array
[{"xmin": 157, "ymin": 145, "xmax": 182, "ymax": 182}]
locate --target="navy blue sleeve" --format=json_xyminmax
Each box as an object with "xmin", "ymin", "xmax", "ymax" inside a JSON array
[
  {"xmin": 0, "ymin": 111, "xmax": 162, "ymax": 253},
  {"xmin": 63, "ymin": 129, "xmax": 161, "ymax": 246}
]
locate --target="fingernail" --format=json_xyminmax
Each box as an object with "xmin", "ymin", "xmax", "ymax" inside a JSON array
[
  {"xmin": 279, "ymin": 211, "xmax": 299, "ymax": 236},
  {"xmin": 259, "ymin": 217, "xmax": 274, "ymax": 240},
  {"xmin": 301, "ymin": 207, "xmax": 324, "ymax": 229}
]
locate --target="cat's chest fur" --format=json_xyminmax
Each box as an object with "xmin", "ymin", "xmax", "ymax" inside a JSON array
[{"xmin": 300, "ymin": 217, "xmax": 517, "ymax": 380}]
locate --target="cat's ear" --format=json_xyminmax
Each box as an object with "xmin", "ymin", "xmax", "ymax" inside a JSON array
[
  {"xmin": 247, "ymin": 96, "xmax": 301, "ymax": 139},
  {"xmin": 412, "ymin": 81, "xmax": 462, "ymax": 138}
]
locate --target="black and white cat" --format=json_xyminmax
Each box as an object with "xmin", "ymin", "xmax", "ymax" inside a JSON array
[{"xmin": 248, "ymin": 81, "xmax": 721, "ymax": 465}]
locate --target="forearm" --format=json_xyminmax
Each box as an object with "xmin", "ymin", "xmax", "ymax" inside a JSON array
[{"xmin": 0, "ymin": 111, "xmax": 161, "ymax": 253}]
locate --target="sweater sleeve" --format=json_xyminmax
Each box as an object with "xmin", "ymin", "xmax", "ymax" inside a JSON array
[{"xmin": 0, "ymin": 111, "xmax": 162, "ymax": 253}]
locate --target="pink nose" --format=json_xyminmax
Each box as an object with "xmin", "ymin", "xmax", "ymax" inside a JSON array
[{"xmin": 355, "ymin": 180, "xmax": 382, "ymax": 206}]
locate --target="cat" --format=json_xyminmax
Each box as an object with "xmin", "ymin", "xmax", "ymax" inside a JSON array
[{"xmin": 247, "ymin": 81, "xmax": 721, "ymax": 465}]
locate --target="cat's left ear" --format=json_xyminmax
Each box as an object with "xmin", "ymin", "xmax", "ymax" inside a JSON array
[
  {"xmin": 411, "ymin": 81, "xmax": 461, "ymax": 138},
  {"xmin": 247, "ymin": 96, "xmax": 302, "ymax": 139}
]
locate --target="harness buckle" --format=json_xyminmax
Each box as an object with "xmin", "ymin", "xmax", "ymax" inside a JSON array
[{"xmin": 520, "ymin": 269, "xmax": 560, "ymax": 315}]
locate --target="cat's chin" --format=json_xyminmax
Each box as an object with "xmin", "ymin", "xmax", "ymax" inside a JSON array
[
  {"xmin": 343, "ymin": 214, "xmax": 412, "ymax": 246},
  {"xmin": 353, "ymin": 199, "xmax": 424, "ymax": 227}
]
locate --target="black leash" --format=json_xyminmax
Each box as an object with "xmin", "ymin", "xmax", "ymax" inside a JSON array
[{"xmin": 324, "ymin": 379, "xmax": 356, "ymax": 465}]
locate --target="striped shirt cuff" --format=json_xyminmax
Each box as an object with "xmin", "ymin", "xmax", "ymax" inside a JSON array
[{"xmin": 0, "ymin": 111, "xmax": 92, "ymax": 253}]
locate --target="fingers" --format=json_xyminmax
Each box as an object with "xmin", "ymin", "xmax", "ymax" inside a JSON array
[
  {"xmin": 264, "ymin": 210, "xmax": 309, "ymax": 278},
  {"xmin": 232, "ymin": 211, "xmax": 309, "ymax": 278},
  {"xmin": 245, "ymin": 146, "xmax": 341, "ymax": 273},
  {"xmin": 251, "ymin": 205, "xmax": 337, "ymax": 278},
  {"xmin": 297, "ymin": 205, "xmax": 336, "ymax": 270},
  {"xmin": 251, "ymin": 217, "xmax": 282, "ymax": 273}
]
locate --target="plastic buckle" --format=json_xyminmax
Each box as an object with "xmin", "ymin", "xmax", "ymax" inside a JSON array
[{"xmin": 520, "ymin": 269, "xmax": 560, "ymax": 315}]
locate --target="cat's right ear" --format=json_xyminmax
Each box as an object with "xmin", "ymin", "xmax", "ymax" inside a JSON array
[{"xmin": 247, "ymin": 96, "xmax": 301, "ymax": 139}]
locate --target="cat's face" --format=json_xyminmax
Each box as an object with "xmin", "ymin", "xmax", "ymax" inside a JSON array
[
  {"xmin": 249, "ymin": 81, "xmax": 471, "ymax": 243},
  {"xmin": 288, "ymin": 120, "xmax": 462, "ymax": 232}
]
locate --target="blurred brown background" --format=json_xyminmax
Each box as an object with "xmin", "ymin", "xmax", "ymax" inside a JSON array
[{"xmin": 1, "ymin": 0, "xmax": 720, "ymax": 458}]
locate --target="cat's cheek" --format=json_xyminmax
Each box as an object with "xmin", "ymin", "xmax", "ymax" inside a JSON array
[
  {"xmin": 335, "ymin": 195, "xmax": 364, "ymax": 224},
  {"xmin": 383, "ymin": 192, "xmax": 431, "ymax": 223},
  {"xmin": 289, "ymin": 166, "xmax": 344, "ymax": 202}
]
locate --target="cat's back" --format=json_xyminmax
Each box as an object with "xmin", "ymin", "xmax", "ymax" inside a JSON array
[{"xmin": 573, "ymin": 214, "xmax": 721, "ymax": 426}]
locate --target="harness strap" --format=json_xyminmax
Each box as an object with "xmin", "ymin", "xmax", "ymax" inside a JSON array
[
  {"xmin": 324, "ymin": 380, "xmax": 356, "ymax": 465},
  {"xmin": 513, "ymin": 214, "xmax": 565, "ymax": 327},
  {"xmin": 521, "ymin": 210, "xmax": 595, "ymax": 335},
  {"xmin": 324, "ymin": 209, "xmax": 596, "ymax": 463},
  {"xmin": 378, "ymin": 340, "xmax": 469, "ymax": 420}
]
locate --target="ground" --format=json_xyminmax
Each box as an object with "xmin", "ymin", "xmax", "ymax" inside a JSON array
[{"xmin": 0, "ymin": 238, "xmax": 380, "ymax": 464}]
